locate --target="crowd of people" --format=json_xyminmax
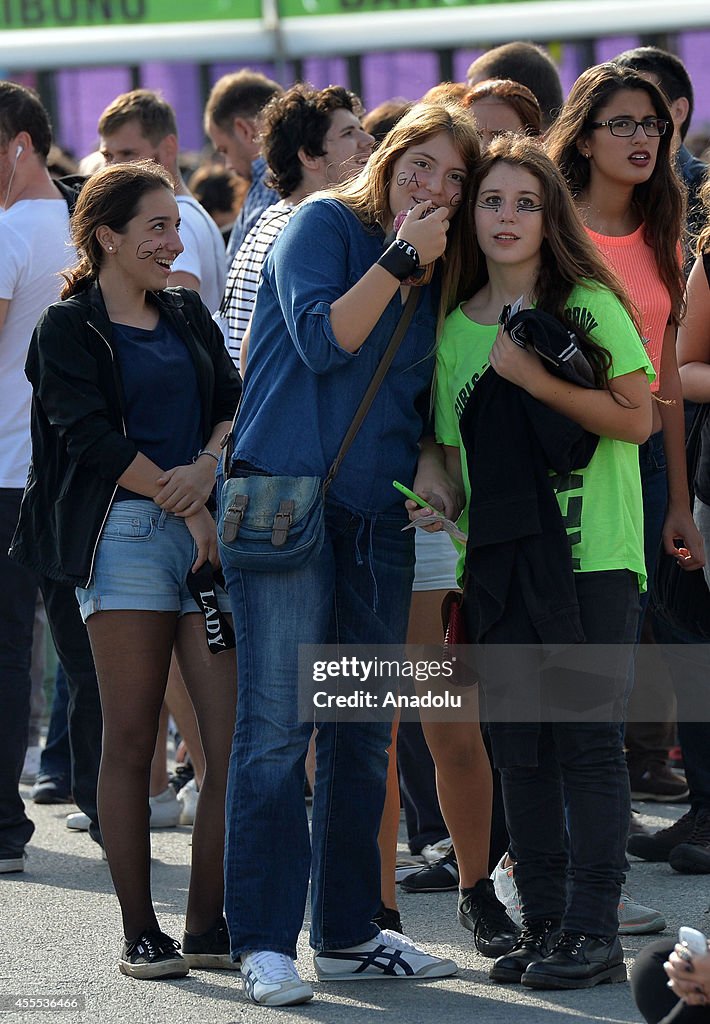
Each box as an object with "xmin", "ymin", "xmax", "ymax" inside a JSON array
[{"xmin": 2, "ymin": 40, "xmax": 710, "ymax": 1020}]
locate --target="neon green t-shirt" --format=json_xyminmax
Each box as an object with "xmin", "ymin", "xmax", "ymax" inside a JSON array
[{"xmin": 434, "ymin": 282, "xmax": 655, "ymax": 589}]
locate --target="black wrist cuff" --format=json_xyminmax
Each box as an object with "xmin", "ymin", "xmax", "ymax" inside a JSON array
[{"xmin": 377, "ymin": 239, "xmax": 421, "ymax": 282}]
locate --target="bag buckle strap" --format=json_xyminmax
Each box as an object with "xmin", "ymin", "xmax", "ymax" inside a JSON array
[
  {"xmin": 222, "ymin": 494, "xmax": 249, "ymax": 543},
  {"xmin": 272, "ymin": 500, "xmax": 295, "ymax": 547}
]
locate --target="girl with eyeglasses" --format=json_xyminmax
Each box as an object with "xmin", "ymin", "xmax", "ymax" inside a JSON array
[{"xmin": 547, "ymin": 65, "xmax": 704, "ymax": 820}]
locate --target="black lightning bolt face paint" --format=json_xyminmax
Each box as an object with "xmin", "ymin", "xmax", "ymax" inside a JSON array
[{"xmin": 136, "ymin": 240, "xmax": 165, "ymax": 260}]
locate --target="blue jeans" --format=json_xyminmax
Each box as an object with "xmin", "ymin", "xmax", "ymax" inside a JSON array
[
  {"xmin": 221, "ymin": 498, "xmax": 414, "ymax": 958},
  {"xmin": 39, "ymin": 662, "xmax": 72, "ymax": 785}
]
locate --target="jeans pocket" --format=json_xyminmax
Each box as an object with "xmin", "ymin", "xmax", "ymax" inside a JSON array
[{"xmin": 101, "ymin": 510, "xmax": 156, "ymax": 542}]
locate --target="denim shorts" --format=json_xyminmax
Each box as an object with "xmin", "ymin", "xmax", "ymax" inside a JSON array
[{"xmin": 76, "ymin": 500, "xmax": 230, "ymax": 622}]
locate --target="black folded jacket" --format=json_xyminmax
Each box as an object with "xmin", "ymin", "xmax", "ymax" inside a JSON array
[
  {"xmin": 506, "ymin": 307, "xmax": 597, "ymax": 389},
  {"xmin": 460, "ymin": 308, "xmax": 600, "ymax": 646}
]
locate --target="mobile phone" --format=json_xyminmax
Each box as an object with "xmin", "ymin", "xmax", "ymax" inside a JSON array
[
  {"xmin": 679, "ymin": 926, "xmax": 708, "ymax": 955},
  {"xmin": 393, "ymin": 480, "xmax": 438, "ymax": 512}
]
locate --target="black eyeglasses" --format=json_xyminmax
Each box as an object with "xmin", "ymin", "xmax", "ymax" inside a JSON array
[{"xmin": 589, "ymin": 116, "xmax": 668, "ymax": 138}]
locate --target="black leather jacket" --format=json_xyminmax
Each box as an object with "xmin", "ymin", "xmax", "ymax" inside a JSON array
[{"xmin": 9, "ymin": 283, "xmax": 241, "ymax": 586}]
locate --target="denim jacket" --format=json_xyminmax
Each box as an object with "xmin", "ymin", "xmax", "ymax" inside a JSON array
[{"xmin": 232, "ymin": 197, "xmax": 439, "ymax": 516}]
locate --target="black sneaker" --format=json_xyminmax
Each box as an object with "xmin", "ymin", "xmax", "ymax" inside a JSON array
[
  {"xmin": 669, "ymin": 808, "xmax": 710, "ymax": 874},
  {"xmin": 372, "ymin": 902, "xmax": 403, "ymax": 934},
  {"xmin": 168, "ymin": 762, "xmax": 194, "ymax": 795},
  {"xmin": 521, "ymin": 932, "xmax": 626, "ymax": 989},
  {"xmin": 400, "ymin": 850, "xmax": 459, "ymax": 893},
  {"xmin": 182, "ymin": 916, "xmax": 240, "ymax": 970},
  {"xmin": 30, "ymin": 774, "xmax": 72, "ymax": 804},
  {"xmin": 627, "ymin": 808, "xmax": 696, "ymax": 862},
  {"xmin": 489, "ymin": 917, "xmax": 560, "ymax": 983},
  {"xmin": 119, "ymin": 929, "xmax": 189, "ymax": 980},
  {"xmin": 457, "ymin": 877, "xmax": 520, "ymax": 958}
]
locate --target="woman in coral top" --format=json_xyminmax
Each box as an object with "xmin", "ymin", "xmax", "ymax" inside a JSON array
[{"xmin": 547, "ymin": 63, "xmax": 703, "ymax": 609}]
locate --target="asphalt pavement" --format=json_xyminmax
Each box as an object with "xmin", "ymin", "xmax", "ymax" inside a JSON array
[{"xmin": 3, "ymin": 789, "xmax": 707, "ymax": 1024}]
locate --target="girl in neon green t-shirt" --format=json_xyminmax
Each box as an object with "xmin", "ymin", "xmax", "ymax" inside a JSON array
[{"xmin": 414, "ymin": 136, "xmax": 654, "ymax": 988}]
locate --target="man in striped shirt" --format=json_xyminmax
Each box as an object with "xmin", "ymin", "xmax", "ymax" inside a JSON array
[{"xmin": 220, "ymin": 84, "xmax": 374, "ymax": 370}]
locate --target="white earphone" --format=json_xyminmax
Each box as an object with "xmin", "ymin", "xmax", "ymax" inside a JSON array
[{"xmin": 4, "ymin": 144, "xmax": 24, "ymax": 207}]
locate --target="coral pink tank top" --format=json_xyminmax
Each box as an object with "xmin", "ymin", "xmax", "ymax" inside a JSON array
[{"xmin": 585, "ymin": 224, "xmax": 669, "ymax": 392}]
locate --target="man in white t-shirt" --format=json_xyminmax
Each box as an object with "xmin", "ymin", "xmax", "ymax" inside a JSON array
[
  {"xmin": 99, "ymin": 89, "xmax": 226, "ymax": 314},
  {"xmin": 0, "ymin": 82, "xmax": 77, "ymax": 872}
]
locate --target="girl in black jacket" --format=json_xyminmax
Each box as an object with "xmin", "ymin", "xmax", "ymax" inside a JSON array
[{"xmin": 12, "ymin": 162, "xmax": 241, "ymax": 979}]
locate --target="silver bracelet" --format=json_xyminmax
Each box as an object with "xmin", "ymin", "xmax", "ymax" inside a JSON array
[{"xmin": 195, "ymin": 449, "xmax": 220, "ymax": 463}]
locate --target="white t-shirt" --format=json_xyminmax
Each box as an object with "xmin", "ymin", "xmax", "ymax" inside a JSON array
[
  {"xmin": 173, "ymin": 195, "xmax": 226, "ymax": 314},
  {"xmin": 0, "ymin": 198, "xmax": 75, "ymax": 487}
]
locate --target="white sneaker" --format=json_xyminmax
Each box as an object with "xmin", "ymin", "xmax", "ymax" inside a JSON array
[
  {"xmin": 177, "ymin": 778, "xmax": 199, "ymax": 826},
  {"xmin": 314, "ymin": 929, "xmax": 458, "ymax": 981},
  {"xmin": 240, "ymin": 951, "xmax": 313, "ymax": 1006},
  {"xmin": 149, "ymin": 786, "xmax": 181, "ymax": 828},
  {"xmin": 421, "ymin": 837, "xmax": 453, "ymax": 865},
  {"xmin": 66, "ymin": 811, "xmax": 91, "ymax": 831},
  {"xmin": 20, "ymin": 745, "xmax": 42, "ymax": 785},
  {"xmin": 490, "ymin": 853, "xmax": 522, "ymax": 927}
]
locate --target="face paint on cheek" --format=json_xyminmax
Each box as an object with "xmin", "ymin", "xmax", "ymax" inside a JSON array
[
  {"xmin": 136, "ymin": 240, "xmax": 164, "ymax": 260},
  {"xmin": 450, "ymin": 193, "xmax": 461, "ymax": 207},
  {"xmin": 396, "ymin": 170, "xmax": 421, "ymax": 188}
]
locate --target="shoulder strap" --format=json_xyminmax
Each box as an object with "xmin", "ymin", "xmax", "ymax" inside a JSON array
[
  {"xmin": 323, "ymin": 287, "xmax": 419, "ymax": 493},
  {"xmin": 703, "ymin": 251, "xmax": 710, "ymax": 290},
  {"xmin": 221, "ymin": 288, "xmax": 420, "ymax": 481}
]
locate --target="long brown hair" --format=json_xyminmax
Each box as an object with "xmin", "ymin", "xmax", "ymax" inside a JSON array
[
  {"xmin": 61, "ymin": 161, "xmax": 175, "ymax": 299},
  {"xmin": 695, "ymin": 175, "xmax": 710, "ymax": 256},
  {"xmin": 545, "ymin": 62, "xmax": 686, "ymax": 325},
  {"xmin": 450, "ymin": 135, "xmax": 639, "ymax": 386},
  {"xmin": 328, "ymin": 101, "xmax": 481, "ymax": 321}
]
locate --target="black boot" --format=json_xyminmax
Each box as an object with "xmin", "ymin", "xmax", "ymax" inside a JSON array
[
  {"xmin": 521, "ymin": 931, "xmax": 626, "ymax": 989},
  {"xmin": 457, "ymin": 877, "xmax": 520, "ymax": 958},
  {"xmin": 372, "ymin": 902, "xmax": 403, "ymax": 934},
  {"xmin": 489, "ymin": 917, "xmax": 560, "ymax": 983}
]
